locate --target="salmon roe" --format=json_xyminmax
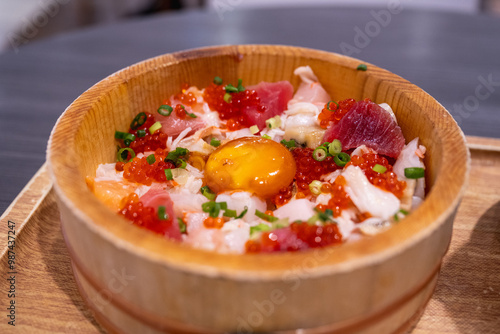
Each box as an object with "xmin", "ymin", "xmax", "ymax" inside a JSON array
[
  {"xmin": 127, "ymin": 113, "xmax": 168, "ymax": 154},
  {"xmin": 122, "ymin": 148, "xmax": 175, "ymax": 185},
  {"xmin": 293, "ymin": 147, "xmax": 341, "ymax": 198},
  {"xmin": 203, "ymin": 83, "xmax": 262, "ymax": 130},
  {"xmin": 119, "ymin": 193, "xmax": 173, "ymax": 235},
  {"xmin": 347, "ymin": 153, "xmax": 406, "ymax": 198},
  {"xmin": 272, "ymin": 183, "xmax": 294, "ymax": 206},
  {"xmin": 203, "ymin": 217, "xmax": 225, "ymax": 229},
  {"xmin": 172, "ymin": 83, "xmax": 197, "ymax": 107},
  {"xmin": 316, "ymin": 175, "xmax": 351, "ymax": 217},
  {"xmin": 245, "ymin": 222, "xmax": 342, "ymax": 253},
  {"xmin": 318, "ymin": 98, "xmax": 356, "ymax": 128}
]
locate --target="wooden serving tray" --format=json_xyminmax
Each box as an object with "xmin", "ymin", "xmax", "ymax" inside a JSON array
[{"xmin": 1, "ymin": 136, "xmax": 499, "ymax": 334}]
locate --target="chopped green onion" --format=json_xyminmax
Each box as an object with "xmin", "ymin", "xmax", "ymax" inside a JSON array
[
  {"xmin": 130, "ymin": 112, "xmax": 147, "ymax": 130},
  {"xmin": 201, "ymin": 201, "xmax": 227, "ymax": 218},
  {"xmin": 178, "ymin": 218, "xmax": 187, "ymax": 233},
  {"xmin": 177, "ymin": 159, "xmax": 187, "ymax": 169},
  {"xmin": 404, "ymin": 167, "xmax": 425, "ymax": 179},
  {"xmin": 313, "ymin": 146, "xmax": 328, "ymax": 161},
  {"xmin": 394, "ymin": 209, "xmax": 409, "ymax": 222},
  {"xmin": 309, "ymin": 180, "xmax": 322, "ymax": 196},
  {"xmin": 114, "ymin": 131, "xmax": 136, "ymax": 142},
  {"xmin": 223, "ymin": 209, "xmax": 237, "ymax": 218},
  {"xmin": 136, "ymin": 129, "xmax": 147, "ymax": 137},
  {"xmin": 200, "ymin": 185, "xmax": 216, "ymax": 201},
  {"xmin": 334, "ymin": 152, "xmax": 350, "ymax": 167},
  {"xmin": 357, "ymin": 64, "xmax": 367, "ymax": 71},
  {"xmin": 117, "ymin": 148, "xmax": 136, "ymax": 162},
  {"xmin": 237, "ymin": 78, "xmax": 245, "ymax": 92},
  {"xmin": 166, "ymin": 147, "xmax": 189, "ymax": 164},
  {"xmin": 280, "ymin": 139, "xmax": 296, "ymax": 149},
  {"xmin": 225, "ymin": 84, "xmax": 238, "ymax": 93},
  {"xmin": 236, "ymin": 206, "xmax": 248, "ymax": 219},
  {"xmin": 149, "ymin": 121, "xmax": 162, "ymax": 134},
  {"xmin": 250, "ymin": 223, "xmax": 271, "ymax": 236},
  {"xmin": 249, "ymin": 125, "xmax": 259, "ymax": 134},
  {"xmin": 307, "ymin": 208, "xmax": 334, "ymax": 225},
  {"xmin": 255, "ymin": 210, "xmax": 278, "ymax": 222},
  {"xmin": 219, "ymin": 202, "xmax": 228, "ymax": 210},
  {"xmin": 213, "ymin": 76, "xmax": 223, "ymax": 85},
  {"xmin": 328, "ymin": 139, "xmax": 342, "ymax": 156},
  {"xmin": 265, "ymin": 116, "xmax": 281, "ymax": 129},
  {"xmin": 165, "ymin": 169, "xmax": 173, "ymax": 180},
  {"xmin": 185, "ymin": 110, "xmax": 197, "ymax": 118},
  {"xmin": 157, "ymin": 206, "xmax": 169, "ymax": 220},
  {"xmin": 372, "ymin": 164, "xmax": 387, "ymax": 174},
  {"xmin": 223, "ymin": 92, "xmax": 232, "ymax": 103},
  {"xmin": 146, "ymin": 154, "xmax": 156, "ymax": 165},
  {"xmin": 326, "ymin": 100, "xmax": 339, "ymax": 111},
  {"xmin": 201, "ymin": 201, "xmax": 215, "ymax": 212},
  {"xmin": 157, "ymin": 105, "xmax": 173, "ymax": 116},
  {"xmin": 262, "ymin": 134, "xmax": 271, "ymax": 139},
  {"xmin": 123, "ymin": 139, "xmax": 133, "ymax": 147},
  {"xmin": 210, "ymin": 138, "xmax": 221, "ymax": 147}
]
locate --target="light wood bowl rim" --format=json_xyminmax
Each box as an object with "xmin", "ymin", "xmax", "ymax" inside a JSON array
[{"xmin": 47, "ymin": 44, "xmax": 470, "ymax": 279}]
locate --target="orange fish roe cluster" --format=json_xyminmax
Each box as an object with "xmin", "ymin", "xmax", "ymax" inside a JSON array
[
  {"xmin": 127, "ymin": 113, "xmax": 168, "ymax": 154},
  {"xmin": 245, "ymin": 222, "xmax": 342, "ymax": 253},
  {"xmin": 293, "ymin": 147, "xmax": 341, "ymax": 198},
  {"xmin": 203, "ymin": 83, "xmax": 262, "ymax": 130},
  {"xmin": 172, "ymin": 83, "xmax": 197, "ymax": 107},
  {"xmin": 119, "ymin": 193, "xmax": 173, "ymax": 235},
  {"xmin": 318, "ymin": 98, "xmax": 356, "ymax": 128},
  {"xmin": 347, "ymin": 153, "xmax": 406, "ymax": 198},
  {"xmin": 203, "ymin": 217, "xmax": 225, "ymax": 229},
  {"xmin": 316, "ymin": 175, "xmax": 351, "ymax": 217},
  {"xmin": 272, "ymin": 183, "xmax": 294, "ymax": 206},
  {"xmin": 122, "ymin": 149, "xmax": 175, "ymax": 186}
]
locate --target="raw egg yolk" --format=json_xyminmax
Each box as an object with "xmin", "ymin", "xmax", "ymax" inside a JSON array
[{"xmin": 204, "ymin": 137, "xmax": 296, "ymax": 199}]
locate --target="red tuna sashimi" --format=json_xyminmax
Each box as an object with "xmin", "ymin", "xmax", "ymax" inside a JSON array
[
  {"xmin": 139, "ymin": 188, "xmax": 181, "ymax": 240},
  {"xmin": 243, "ymin": 81, "xmax": 294, "ymax": 130},
  {"xmin": 323, "ymin": 100, "xmax": 405, "ymax": 158},
  {"xmin": 154, "ymin": 103, "xmax": 205, "ymax": 138}
]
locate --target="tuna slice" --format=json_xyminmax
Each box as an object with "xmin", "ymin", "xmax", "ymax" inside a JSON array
[
  {"xmin": 155, "ymin": 102, "xmax": 205, "ymax": 138},
  {"xmin": 243, "ymin": 81, "xmax": 294, "ymax": 130},
  {"xmin": 139, "ymin": 188, "xmax": 181, "ymax": 240},
  {"xmin": 323, "ymin": 100, "xmax": 405, "ymax": 158}
]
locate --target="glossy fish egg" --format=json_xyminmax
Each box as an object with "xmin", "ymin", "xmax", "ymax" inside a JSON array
[{"xmin": 204, "ymin": 137, "xmax": 296, "ymax": 198}]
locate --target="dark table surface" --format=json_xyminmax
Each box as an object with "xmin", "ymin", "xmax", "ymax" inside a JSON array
[{"xmin": 1, "ymin": 7, "xmax": 499, "ymax": 215}]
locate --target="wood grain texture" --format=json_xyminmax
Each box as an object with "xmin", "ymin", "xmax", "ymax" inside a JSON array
[
  {"xmin": 0, "ymin": 136, "xmax": 497, "ymax": 333},
  {"xmin": 44, "ymin": 45, "xmax": 469, "ymax": 333}
]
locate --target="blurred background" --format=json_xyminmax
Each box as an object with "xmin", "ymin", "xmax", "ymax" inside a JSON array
[{"xmin": 1, "ymin": 0, "xmax": 499, "ymax": 52}]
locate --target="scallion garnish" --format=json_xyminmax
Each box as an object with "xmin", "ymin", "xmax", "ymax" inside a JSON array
[
  {"xmin": 202, "ymin": 201, "xmax": 228, "ymax": 218},
  {"xmin": 223, "ymin": 209, "xmax": 237, "ymax": 218},
  {"xmin": 236, "ymin": 206, "xmax": 248, "ymax": 219},
  {"xmin": 177, "ymin": 159, "xmax": 187, "ymax": 169},
  {"xmin": 185, "ymin": 110, "xmax": 197, "ymax": 118},
  {"xmin": 250, "ymin": 223, "xmax": 271, "ymax": 236},
  {"xmin": 262, "ymin": 134, "xmax": 271, "ymax": 139},
  {"xmin": 200, "ymin": 185, "xmax": 216, "ymax": 200},
  {"xmin": 213, "ymin": 76, "xmax": 223, "ymax": 85},
  {"xmin": 223, "ymin": 92, "xmax": 232, "ymax": 103},
  {"xmin": 225, "ymin": 84, "xmax": 238, "ymax": 93},
  {"xmin": 326, "ymin": 100, "xmax": 339, "ymax": 111},
  {"xmin": 393, "ymin": 209, "xmax": 409, "ymax": 222},
  {"xmin": 357, "ymin": 64, "xmax": 368, "ymax": 71},
  {"xmin": 404, "ymin": 167, "xmax": 425, "ymax": 179},
  {"xmin": 136, "ymin": 129, "xmax": 147, "ymax": 137},
  {"xmin": 146, "ymin": 154, "xmax": 156, "ymax": 165},
  {"xmin": 280, "ymin": 139, "xmax": 296, "ymax": 149},
  {"xmin": 372, "ymin": 164, "xmax": 387, "ymax": 174},
  {"xmin": 165, "ymin": 169, "xmax": 173, "ymax": 180},
  {"xmin": 178, "ymin": 218, "xmax": 187, "ymax": 233},
  {"xmin": 210, "ymin": 138, "xmax": 221, "ymax": 147},
  {"xmin": 313, "ymin": 146, "xmax": 328, "ymax": 161},
  {"xmin": 149, "ymin": 121, "xmax": 162, "ymax": 134},
  {"xmin": 309, "ymin": 180, "xmax": 322, "ymax": 196},
  {"xmin": 255, "ymin": 210, "xmax": 279, "ymax": 222},
  {"xmin": 114, "ymin": 131, "xmax": 136, "ymax": 142},
  {"xmin": 166, "ymin": 147, "xmax": 189, "ymax": 165},
  {"xmin": 328, "ymin": 139, "xmax": 342, "ymax": 156},
  {"xmin": 117, "ymin": 148, "xmax": 136, "ymax": 162},
  {"xmin": 157, "ymin": 105, "xmax": 173, "ymax": 116},
  {"xmin": 334, "ymin": 152, "xmax": 350, "ymax": 167},
  {"xmin": 237, "ymin": 78, "xmax": 245, "ymax": 92},
  {"xmin": 307, "ymin": 208, "xmax": 334, "ymax": 225},
  {"xmin": 157, "ymin": 206, "xmax": 169, "ymax": 220},
  {"xmin": 130, "ymin": 112, "xmax": 147, "ymax": 130}
]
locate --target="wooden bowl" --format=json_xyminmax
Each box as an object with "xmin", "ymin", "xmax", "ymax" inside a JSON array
[{"xmin": 47, "ymin": 45, "xmax": 469, "ymax": 334}]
